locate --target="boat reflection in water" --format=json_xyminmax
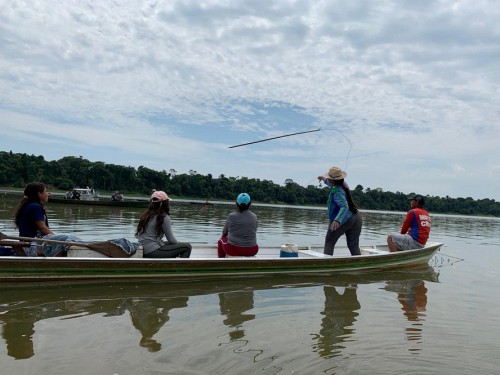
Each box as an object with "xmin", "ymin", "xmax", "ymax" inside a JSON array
[{"xmin": 0, "ymin": 268, "xmax": 438, "ymax": 362}]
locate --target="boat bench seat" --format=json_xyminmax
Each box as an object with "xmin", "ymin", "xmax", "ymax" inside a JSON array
[
  {"xmin": 360, "ymin": 247, "xmax": 389, "ymax": 255},
  {"xmin": 298, "ymin": 250, "xmax": 332, "ymax": 258}
]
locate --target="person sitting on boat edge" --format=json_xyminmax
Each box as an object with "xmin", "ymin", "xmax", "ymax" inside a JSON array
[
  {"xmin": 135, "ymin": 191, "xmax": 191, "ymax": 258},
  {"xmin": 318, "ymin": 166, "xmax": 362, "ymax": 256},
  {"xmin": 218, "ymin": 193, "xmax": 259, "ymax": 258},
  {"xmin": 112, "ymin": 191, "xmax": 124, "ymax": 201},
  {"xmin": 387, "ymin": 194, "xmax": 431, "ymax": 252},
  {"xmin": 71, "ymin": 188, "xmax": 81, "ymax": 200},
  {"xmin": 14, "ymin": 182, "xmax": 83, "ymax": 256}
]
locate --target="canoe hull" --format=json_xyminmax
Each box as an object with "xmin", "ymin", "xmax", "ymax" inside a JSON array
[{"xmin": 0, "ymin": 242, "xmax": 443, "ymax": 282}]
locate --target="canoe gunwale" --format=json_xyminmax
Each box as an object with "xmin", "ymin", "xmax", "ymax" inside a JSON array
[{"xmin": 0, "ymin": 242, "xmax": 443, "ymax": 282}]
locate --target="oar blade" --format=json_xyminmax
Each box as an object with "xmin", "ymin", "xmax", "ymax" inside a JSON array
[{"xmin": 84, "ymin": 240, "xmax": 135, "ymax": 258}]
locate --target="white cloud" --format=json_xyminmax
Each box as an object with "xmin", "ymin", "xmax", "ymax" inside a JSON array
[{"xmin": 0, "ymin": 0, "xmax": 499, "ymax": 200}]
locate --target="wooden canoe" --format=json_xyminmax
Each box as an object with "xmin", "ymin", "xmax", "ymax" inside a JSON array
[{"xmin": 0, "ymin": 242, "xmax": 443, "ymax": 282}]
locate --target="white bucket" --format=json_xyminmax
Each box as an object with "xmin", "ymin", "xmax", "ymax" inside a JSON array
[{"xmin": 280, "ymin": 242, "xmax": 298, "ymax": 257}]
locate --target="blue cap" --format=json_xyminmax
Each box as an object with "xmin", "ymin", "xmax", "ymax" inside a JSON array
[{"xmin": 236, "ymin": 193, "xmax": 251, "ymax": 206}]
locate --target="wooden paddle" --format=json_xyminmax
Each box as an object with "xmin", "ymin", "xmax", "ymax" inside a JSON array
[
  {"xmin": 0, "ymin": 239, "xmax": 32, "ymax": 256},
  {"xmin": 0, "ymin": 232, "xmax": 132, "ymax": 258}
]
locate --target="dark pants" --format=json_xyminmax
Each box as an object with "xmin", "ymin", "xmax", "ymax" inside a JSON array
[
  {"xmin": 324, "ymin": 213, "xmax": 362, "ymax": 256},
  {"xmin": 144, "ymin": 243, "xmax": 192, "ymax": 258}
]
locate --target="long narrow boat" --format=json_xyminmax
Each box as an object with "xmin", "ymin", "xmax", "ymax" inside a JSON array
[
  {"xmin": 48, "ymin": 196, "xmax": 150, "ymax": 208},
  {"xmin": 0, "ymin": 242, "xmax": 443, "ymax": 282},
  {"xmin": 47, "ymin": 197, "xmax": 215, "ymax": 208}
]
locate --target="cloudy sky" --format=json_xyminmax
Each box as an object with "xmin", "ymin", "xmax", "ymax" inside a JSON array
[{"xmin": 1, "ymin": 0, "xmax": 499, "ymax": 201}]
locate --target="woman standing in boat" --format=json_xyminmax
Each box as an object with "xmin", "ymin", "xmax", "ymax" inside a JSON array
[
  {"xmin": 14, "ymin": 181, "xmax": 82, "ymax": 256},
  {"xmin": 218, "ymin": 193, "xmax": 259, "ymax": 258},
  {"xmin": 135, "ymin": 191, "xmax": 191, "ymax": 258},
  {"xmin": 318, "ymin": 166, "xmax": 362, "ymax": 256}
]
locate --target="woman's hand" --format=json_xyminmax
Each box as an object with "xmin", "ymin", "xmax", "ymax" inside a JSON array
[{"xmin": 330, "ymin": 220, "xmax": 340, "ymax": 231}]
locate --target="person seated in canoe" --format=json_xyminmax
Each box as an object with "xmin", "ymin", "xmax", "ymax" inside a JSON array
[
  {"xmin": 218, "ymin": 193, "xmax": 259, "ymax": 258},
  {"xmin": 135, "ymin": 191, "xmax": 191, "ymax": 258},
  {"xmin": 387, "ymin": 194, "xmax": 431, "ymax": 252},
  {"xmin": 112, "ymin": 191, "xmax": 124, "ymax": 201},
  {"xmin": 71, "ymin": 189, "xmax": 81, "ymax": 200},
  {"xmin": 14, "ymin": 182, "xmax": 83, "ymax": 256}
]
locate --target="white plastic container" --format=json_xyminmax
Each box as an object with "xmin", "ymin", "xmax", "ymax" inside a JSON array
[{"xmin": 280, "ymin": 242, "xmax": 299, "ymax": 257}]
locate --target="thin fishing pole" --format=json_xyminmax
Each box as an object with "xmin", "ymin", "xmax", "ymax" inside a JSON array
[
  {"xmin": 228, "ymin": 128, "xmax": 321, "ymax": 148},
  {"xmin": 228, "ymin": 125, "xmax": 353, "ymax": 197},
  {"xmin": 321, "ymin": 127, "xmax": 352, "ymax": 172}
]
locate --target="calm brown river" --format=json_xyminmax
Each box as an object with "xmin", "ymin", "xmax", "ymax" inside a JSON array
[{"xmin": 0, "ymin": 195, "xmax": 499, "ymax": 374}]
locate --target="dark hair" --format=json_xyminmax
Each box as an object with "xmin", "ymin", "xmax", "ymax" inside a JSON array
[
  {"xmin": 14, "ymin": 182, "xmax": 48, "ymax": 228},
  {"xmin": 412, "ymin": 194, "xmax": 425, "ymax": 207},
  {"xmin": 236, "ymin": 202, "xmax": 250, "ymax": 212},
  {"xmin": 332, "ymin": 179, "xmax": 358, "ymax": 214},
  {"xmin": 135, "ymin": 200, "xmax": 171, "ymax": 237}
]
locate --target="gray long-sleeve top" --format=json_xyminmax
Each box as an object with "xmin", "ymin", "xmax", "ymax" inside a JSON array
[
  {"xmin": 222, "ymin": 209, "xmax": 258, "ymax": 247},
  {"xmin": 137, "ymin": 215, "xmax": 178, "ymax": 254}
]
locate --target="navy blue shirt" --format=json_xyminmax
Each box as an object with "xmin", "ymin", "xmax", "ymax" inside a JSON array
[{"xmin": 18, "ymin": 202, "xmax": 48, "ymax": 238}]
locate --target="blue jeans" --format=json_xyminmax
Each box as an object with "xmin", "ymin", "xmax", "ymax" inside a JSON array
[{"xmin": 25, "ymin": 234, "xmax": 83, "ymax": 257}]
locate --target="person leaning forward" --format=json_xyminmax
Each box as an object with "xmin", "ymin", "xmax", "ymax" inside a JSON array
[
  {"xmin": 387, "ymin": 194, "xmax": 431, "ymax": 252},
  {"xmin": 318, "ymin": 166, "xmax": 362, "ymax": 256}
]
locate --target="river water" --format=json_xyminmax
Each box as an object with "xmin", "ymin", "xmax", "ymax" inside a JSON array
[{"xmin": 0, "ymin": 196, "xmax": 499, "ymax": 374}]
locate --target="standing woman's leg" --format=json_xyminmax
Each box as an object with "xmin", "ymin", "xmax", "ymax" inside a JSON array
[
  {"xmin": 345, "ymin": 214, "xmax": 362, "ymax": 256},
  {"xmin": 324, "ymin": 224, "xmax": 345, "ymax": 255}
]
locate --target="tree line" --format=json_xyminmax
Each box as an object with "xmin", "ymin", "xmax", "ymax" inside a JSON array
[{"xmin": 0, "ymin": 151, "xmax": 498, "ymax": 217}]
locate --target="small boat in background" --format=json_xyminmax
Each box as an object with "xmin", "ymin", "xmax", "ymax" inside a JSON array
[
  {"xmin": 48, "ymin": 187, "xmax": 151, "ymax": 207},
  {"xmin": 48, "ymin": 196, "xmax": 150, "ymax": 208},
  {"xmin": 189, "ymin": 200, "xmax": 214, "ymax": 206},
  {"xmin": 65, "ymin": 187, "xmax": 100, "ymax": 201}
]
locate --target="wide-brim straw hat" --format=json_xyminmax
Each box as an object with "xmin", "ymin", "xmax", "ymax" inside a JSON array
[{"xmin": 322, "ymin": 166, "xmax": 347, "ymax": 180}]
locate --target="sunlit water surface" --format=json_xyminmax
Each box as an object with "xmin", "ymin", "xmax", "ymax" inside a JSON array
[{"xmin": 0, "ymin": 196, "xmax": 499, "ymax": 375}]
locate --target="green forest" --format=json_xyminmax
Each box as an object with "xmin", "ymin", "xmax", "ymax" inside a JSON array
[{"xmin": 1, "ymin": 151, "xmax": 498, "ymax": 217}]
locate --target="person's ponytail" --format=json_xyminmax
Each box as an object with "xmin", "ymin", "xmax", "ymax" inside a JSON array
[{"xmin": 342, "ymin": 183, "xmax": 358, "ymax": 214}]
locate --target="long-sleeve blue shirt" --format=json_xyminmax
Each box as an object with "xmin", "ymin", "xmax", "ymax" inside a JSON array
[{"xmin": 325, "ymin": 181, "xmax": 353, "ymax": 225}]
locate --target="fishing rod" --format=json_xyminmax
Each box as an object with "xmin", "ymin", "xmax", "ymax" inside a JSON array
[
  {"xmin": 228, "ymin": 128, "xmax": 321, "ymax": 148},
  {"xmin": 228, "ymin": 126, "xmax": 352, "ymax": 171}
]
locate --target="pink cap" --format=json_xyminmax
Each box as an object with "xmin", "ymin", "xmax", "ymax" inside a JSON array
[{"xmin": 151, "ymin": 191, "xmax": 170, "ymax": 201}]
